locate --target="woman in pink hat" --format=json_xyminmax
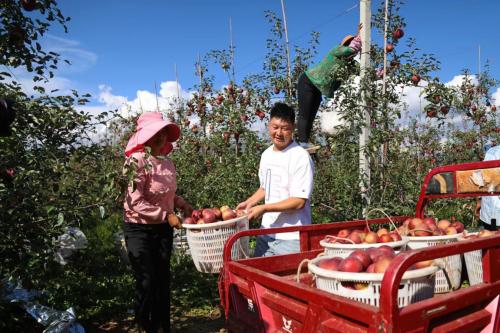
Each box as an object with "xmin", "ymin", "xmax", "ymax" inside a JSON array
[{"xmin": 123, "ymin": 112, "xmax": 192, "ymax": 333}]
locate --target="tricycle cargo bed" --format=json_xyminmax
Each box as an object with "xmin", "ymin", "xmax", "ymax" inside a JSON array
[{"xmin": 220, "ymin": 161, "xmax": 500, "ymax": 332}]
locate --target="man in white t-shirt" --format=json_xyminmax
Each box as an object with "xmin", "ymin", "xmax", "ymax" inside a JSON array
[{"xmin": 237, "ymin": 103, "xmax": 314, "ymax": 257}]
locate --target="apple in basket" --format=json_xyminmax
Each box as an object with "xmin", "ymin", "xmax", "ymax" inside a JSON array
[
  {"xmin": 222, "ymin": 208, "xmax": 237, "ymax": 221},
  {"xmin": 183, "ymin": 217, "xmax": 196, "ymax": 225},
  {"xmin": 212, "ymin": 207, "xmax": 222, "ymax": 220},
  {"xmin": 318, "ymin": 257, "xmax": 342, "ymax": 270},
  {"xmin": 451, "ymin": 221, "xmax": 464, "ymax": 233},
  {"xmin": 167, "ymin": 214, "xmax": 181, "ymax": 229},
  {"xmin": 408, "ymin": 218, "xmax": 424, "ymax": 230},
  {"xmin": 389, "ymin": 231, "xmax": 402, "ymax": 242},
  {"xmin": 339, "ymin": 257, "xmax": 364, "ymax": 273},
  {"xmin": 377, "ymin": 228, "xmax": 389, "ymax": 237},
  {"xmin": 192, "ymin": 209, "xmax": 203, "ymax": 222},
  {"xmin": 202, "ymin": 208, "xmax": 217, "ymax": 223},
  {"xmin": 220, "ymin": 205, "xmax": 231, "ymax": 213},
  {"xmin": 337, "ymin": 229, "xmax": 350, "ymax": 239},
  {"xmin": 379, "ymin": 234, "xmax": 394, "ymax": 243},
  {"xmin": 364, "ymin": 231, "xmax": 379, "ymax": 244},
  {"xmin": 348, "ymin": 250, "xmax": 372, "ymax": 270},
  {"xmin": 437, "ymin": 219, "xmax": 451, "ymax": 231},
  {"xmin": 422, "ymin": 217, "xmax": 437, "ymax": 227},
  {"xmin": 354, "ymin": 282, "xmax": 369, "ymax": 290}
]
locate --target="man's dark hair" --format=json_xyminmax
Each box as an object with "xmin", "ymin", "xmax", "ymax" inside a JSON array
[{"xmin": 270, "ymin": 102, "xmax": 295, "ymax": 124}]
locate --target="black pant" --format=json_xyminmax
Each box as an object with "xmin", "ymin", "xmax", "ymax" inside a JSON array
[
  {"xmin": 123, "ymin": 222, "xmax": 173, "ymax": 333},
  {"xmin": 297, "ymin": 73, "xmax": 322, "ymax": 143},
  {"xmin": 481, "ymin": 220, "xmax": 498, "ymax": 231}
]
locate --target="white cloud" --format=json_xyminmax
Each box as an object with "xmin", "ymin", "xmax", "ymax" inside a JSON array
[
  {"xmin": 491, "ymin": 87, "xmax": 500, "ymax": 106},
  {"xmin": 43, "ymin": 34, "xmax": 98, "ymax": 74},
  {"xmin": 445, "ymin": 74, "xmax": 478, "ymax": 88}
]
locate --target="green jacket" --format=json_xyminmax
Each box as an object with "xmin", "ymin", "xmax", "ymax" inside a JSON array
[{"xmin": 305, "ymin": 45, "xmax": 357, "ymax": 98}]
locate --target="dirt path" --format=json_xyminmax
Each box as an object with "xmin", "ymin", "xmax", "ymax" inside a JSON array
[{"xmin": 86, "ymin": 307, "xmax": 226, "ymax": 333}]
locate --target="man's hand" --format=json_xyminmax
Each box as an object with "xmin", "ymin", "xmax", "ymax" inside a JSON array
[
  {"xmin": 247, "ymin": 205, "xmax": 267, "ymax": 220},
  {"xmin": 475, "ymin": 201, "xmax": 481, "ymax": 218},
  {"xmin": 237, "ymin": 200, "xmax": 256, "ymax": 211}
]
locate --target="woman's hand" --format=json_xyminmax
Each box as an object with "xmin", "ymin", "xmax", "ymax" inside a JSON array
[{"xmin": 247, "ymin": 205, "xmax": 267, "ymax": 220}]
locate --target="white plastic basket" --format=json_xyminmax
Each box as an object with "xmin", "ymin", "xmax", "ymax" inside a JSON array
[
  {"xmin": 182, "ymin": 215, "xmax": 249, "ymax": 273},
  {"xmin": 308, "ymin": 254, "xmax": 438, "ymax": 308},
  {"xmin": 461, "ymin": 232, "xmax": 483, "ymax": 286},
  {"xmin": 320, "ymin": 237, "xmax": 409, "ymax": 256},
  {"xmin": 406, "ymin": 233, "xmax": 462, "ymax": 293}
]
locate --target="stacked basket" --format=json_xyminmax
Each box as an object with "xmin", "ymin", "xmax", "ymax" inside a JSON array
[
  {"xmin": 406, "ymin": 233, "xmax": 462, "ymax": 293},
  {"xmin": 320, "ymin": 237, "xmax": 408, "ymax": 256},
  {"xmin": 183, "ymin": 215, "xmax": 249, "ymax": 273}
]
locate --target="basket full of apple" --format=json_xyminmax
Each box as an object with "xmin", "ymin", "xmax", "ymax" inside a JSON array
[
  {"xmin": 182, "ymin": 206, "xmax": 249, "ymax": 274},
  {"xmin": 307, "ymin": 246, "xmax": 438, "ymax": 307},
  {"xmin": 399, "ymin": 216, "xmax": 464, "ymax": 293}
]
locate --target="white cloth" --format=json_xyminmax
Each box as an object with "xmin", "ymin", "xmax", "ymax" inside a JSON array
[
  {"xmin": 258, "ymin": 141, "xmax": 314, "ymax": 240},
  {"xmin": 480, "ymin": 145, "xmax": 500, "ymax": 226}
]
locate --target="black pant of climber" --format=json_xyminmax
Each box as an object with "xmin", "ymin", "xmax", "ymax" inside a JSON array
[{"xmin": 297, "ymin": 73, "xmax": 322, "ymax": 144}]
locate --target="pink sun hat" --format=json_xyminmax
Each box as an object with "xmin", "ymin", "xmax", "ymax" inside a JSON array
[{"xmin": 125, "ymin": 112, "xmax": 181, "ymax": 157}]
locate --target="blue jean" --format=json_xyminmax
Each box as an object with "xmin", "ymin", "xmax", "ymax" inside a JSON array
[{"xmin": 253, "ymin": 234, "xmax": 300, "ymax": 257}]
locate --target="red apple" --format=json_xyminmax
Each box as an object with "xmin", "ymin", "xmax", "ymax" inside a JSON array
[
  {"xmin": 411, "ymin": 74, "xmax": 421, "ymax": 85},
  {"xmin": 197, "ymin": 218, "xmax": 206, "ymax": 224},
  {"xmin": 409, "ymin": 218, "xmax": 424, "ymax": 230},
  {"xmin": 423, "ymin": 217, "xmax": 436, "ymax": 227},
  {"xmin": 393, "ymin": 28, "xmax": 404, "ymax": 39},
  {"xmin": 377, "ymin": 228, "xmax": 389, "ymax": 237},
  {"xmin": 389, "ymin": 231, "xmax": 402, "ymax": 242},
  {"xmin": 374, "ymin": 257, "xmax": 393, "ymax": 273},
  {"xmin": 413, "ymin": 225, "xmax": 433, "ymax": 237},
  {"xmin": 183, "ymin": 217, "xmax": 196, "ymax": 225},
  {"xmin": 349, "ymin": 250, "xmax": 372, "ymax": 269},
  {"xmin": 337, "ymin": 229, "xmax": 350, "ymax": 239},
  {"xmin": 354, "ymin": 282, "xmax": 369, "ymax": 290},
  {"xmin": 317, "ymin": 257, "xmax": 342, "ymax": 270},
  {"xmin": 433, "ymin": 229, "xmax": 445, "ymax": 236},
  {"xmin": 451, "ymin": 221, "xmax": 464, "ymax": 233},
  {"xmin": 445, "ymin": 226, "xmax": 458, "ymax": 235},
  {"xmin": 212, "ymin": 207, "xmax": 222, "ymax": 220},
  {"xmin": 379, "ymin": 234, "xmax": 393, "ymax": 243},
  {"xmin": 191, "ymin": 209, "xmax": 203, "ymax": 222},
  {"xmin": 221, "ymin": 209, "xmax": 237, "ymax": 221},
  {"xmin": 378, "ymin": 245, "xmax": 396, "ymax": 258},
  {"xmin": 202, "ymin": 208, "xmax": 216, "ymax": 223},
  {"xmin": 385, "ymin": 44, "xmax": 394, "ymax": 52},
  {"xmin": 366, "ymin": 248, "xmax": 383, "ymax": 262},
  {"xmin": 339, "ymin": 257, "xmax": 364, "ymax": 273},
  {"xmin": 364, "ymin": 231, "xmax": 379, "ymax": 244},
  {"xmin": 348, "ymin": 232, "xmax": 362, "ymax": 244},
  {"xmin": 220, "ymin": 205, "xmax": 231, "ymax": 212},
  {"xmin": 437, "ymin": 219, "xmax": 451, "ymax": 230},
  {"xmin": 366, "ymin": 263, "xmax": 375, "ymax": 273},
  {"xmin": 21, "ymin": 0, "xmax": 38, "ymax": 11}
]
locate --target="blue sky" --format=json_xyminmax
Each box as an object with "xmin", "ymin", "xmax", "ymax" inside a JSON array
[{"xmin": 20, "ymin": 0, "xmax": 500, "ymax": 116}]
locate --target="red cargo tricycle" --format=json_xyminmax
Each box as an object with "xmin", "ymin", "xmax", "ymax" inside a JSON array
[{"xmin": 219, "ymin": 161, "xmax": 500, "ymax": 332}]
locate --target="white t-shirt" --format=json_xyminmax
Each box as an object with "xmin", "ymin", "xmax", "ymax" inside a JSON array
[
  {"xmin": 480, "ymin": 145, "xmax": 500, "ymax": 226},
  {"xmin": 258, "ymin": 141, "xmax": 314, "ymax": 240}
]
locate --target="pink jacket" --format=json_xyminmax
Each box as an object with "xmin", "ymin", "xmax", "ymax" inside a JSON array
[{"xmin": 124, "ymin": 152, "xmax": 177, "ymax": 224}]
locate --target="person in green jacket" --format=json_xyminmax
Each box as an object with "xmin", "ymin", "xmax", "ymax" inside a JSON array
[{"xmin": 297, "ymin": 24, "xmax": 362, "ymax": 151}]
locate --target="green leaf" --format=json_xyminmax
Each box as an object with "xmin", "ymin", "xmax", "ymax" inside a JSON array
[{"xmin": 57, "ymin": 213, "xmax": 64, "ymax": 226}]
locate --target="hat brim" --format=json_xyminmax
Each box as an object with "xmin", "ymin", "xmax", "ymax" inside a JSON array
[
  {"xmin": 341, "ymin": 35, "xmax": 355, "ymax": 46},
  {"xmin": 125, "ymin": 121, "xmax": 181, "ymax": 157}
]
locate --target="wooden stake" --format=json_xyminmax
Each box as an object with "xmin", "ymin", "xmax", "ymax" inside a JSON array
[{"xmin": 229, "ymin": 16, "xmax": 236, "ymax": 83}]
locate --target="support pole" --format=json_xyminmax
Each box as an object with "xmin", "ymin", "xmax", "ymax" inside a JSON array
[
  {"xmin": 359, "ymin": 0, "xmax": 372, "ymax": 214},
  {"xmin": 280, "ymin": 0, "xmax": 293, "ymax": 99},
  {"xmin": 229, "ymin": 17, "xmax": 236, "ymax": 83}
]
